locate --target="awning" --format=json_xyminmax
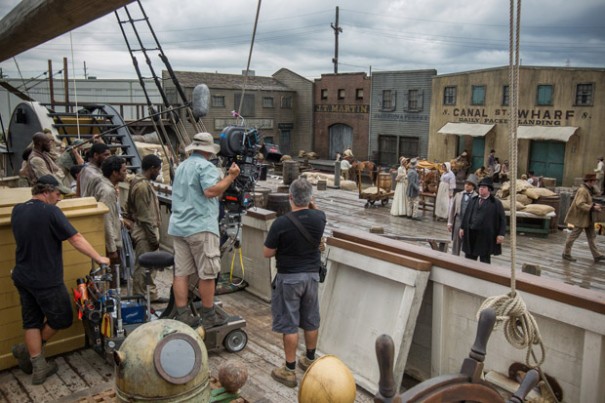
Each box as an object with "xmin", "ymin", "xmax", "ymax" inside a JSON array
[
  {"xmin": 437, "ymin": 122, "xmax": 495, "ymax": 137},
  {"xmin": 517, "ymin": 126, "xmax": 578, "ymax": 142}
]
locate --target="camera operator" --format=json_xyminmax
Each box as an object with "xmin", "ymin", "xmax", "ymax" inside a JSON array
[{"xmin": 168, "ymin": 132, "xmax": 240, "ymax": 327}]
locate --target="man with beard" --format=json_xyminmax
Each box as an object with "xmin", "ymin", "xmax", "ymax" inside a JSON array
[{"xmin": 26, "ymin": 132, "xmax": 65, "ymax": 184}]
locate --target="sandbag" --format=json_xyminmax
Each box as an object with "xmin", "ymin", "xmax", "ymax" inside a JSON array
[
  {"xmin": 523, "ymin": 188, "xmax": 541, "ymax": 200},
  {"xmin": 500, "ymin": 199, "xmax": 525, "ymax": 211},
  {"xmin": 135, "ymin": 141, "xmax": 170, "ymax": 183},
  {"xmin": 516, "ymin": 193, "xmax": 533, "ymax": 205},
  {"xmin": 522, "ymin": 203, "xmax": 556, "ymax": 216}
]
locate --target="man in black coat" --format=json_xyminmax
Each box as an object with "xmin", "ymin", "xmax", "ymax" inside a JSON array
[{"xmin": 459, "ymin": 177, "xmax": 506, "ymax": 263}]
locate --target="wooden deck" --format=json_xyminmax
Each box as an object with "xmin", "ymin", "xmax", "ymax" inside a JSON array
[{"xmin": 1, "ymin": 177, "xmax": 604, "ymax": 402}]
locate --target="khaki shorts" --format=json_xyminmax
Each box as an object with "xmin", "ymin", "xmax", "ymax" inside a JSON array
[{"xmin": 173, "ymin": 232, "xmax": 221, "ymax": 280}]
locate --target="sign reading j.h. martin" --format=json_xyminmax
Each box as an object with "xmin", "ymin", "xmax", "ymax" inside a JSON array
[{"xmin": 444, "ymin": 107, "xmax": 579, "ymax": 126}]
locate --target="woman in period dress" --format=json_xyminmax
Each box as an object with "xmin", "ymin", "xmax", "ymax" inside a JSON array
[
  {"xmin": 435, "ymin": 162, "xmax": 456, "ymax": 220},
  {"xmin": 390, "ymin": 156, "xmax": 410, "ymax": 216}
]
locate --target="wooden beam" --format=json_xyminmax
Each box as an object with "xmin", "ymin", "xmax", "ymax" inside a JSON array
[{"xmin": 0, "ymin": 0, "xmax": 135, "ymax": 62}]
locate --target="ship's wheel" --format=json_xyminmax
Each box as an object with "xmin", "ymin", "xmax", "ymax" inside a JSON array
[{"xmin": 374, "ymin": 308, "xmax": 540, "ymax": 403}]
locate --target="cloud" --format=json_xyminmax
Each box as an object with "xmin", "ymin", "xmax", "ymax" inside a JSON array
[{"xmin": 0, "ymin": 0, "xmax": 603, "ymax": 80}]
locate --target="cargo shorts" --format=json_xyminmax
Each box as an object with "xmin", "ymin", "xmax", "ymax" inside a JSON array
[
  {"xmin": 15, "ymin": 283, "xmax": 73, "ymax": 330},
  {"xmin": 271, "ymin": 272, "xmax": 320, "ymax": 334},
  {"xmin": 173, "ymin": 232, "xmax": 221, "ymax": 280}
]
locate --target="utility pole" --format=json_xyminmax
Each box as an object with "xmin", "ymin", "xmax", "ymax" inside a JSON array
[
  {"xmin": 63, "ymin": 57, "xmax": 70, "ymax": 112},
  {"xmin": 83, "ymin": 61, "xmax": 88, "ymax": 79},
  {"xmin": 48, "ymin": 59, "xmax": 55, "ymax": 110},
  {"xmin": 331, "ymin": 6, "xmax": 343, "ymax": 74}
]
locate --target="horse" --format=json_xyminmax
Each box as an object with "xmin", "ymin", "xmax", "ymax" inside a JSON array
[{"xmin": 352, "ymin": 160, "xmax": 378, "ymax": 185}]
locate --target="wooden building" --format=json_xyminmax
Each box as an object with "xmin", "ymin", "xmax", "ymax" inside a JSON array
[
  {"xmin": 370, "ymin": 70, "xmax": 436, "ymax": 165},
  {"xmin": 165, "ymin": 70, "xmax": 311, "ymax": 156},
  {"xmin": 313, "ymin": 72, "xmax": 371, "ymax": 160},
  {"xmin": 427, "ymin": 66, "xmax": 605, "ymax": 186}
]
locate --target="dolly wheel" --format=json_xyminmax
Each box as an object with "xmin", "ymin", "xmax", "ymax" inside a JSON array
[
  {"xmin": 381, "ymin": 199, "xmax": 388, "ymax": 206},
  {"xmin": 224, "ymin": 329, "xmax": 248, "ymax": 353}
]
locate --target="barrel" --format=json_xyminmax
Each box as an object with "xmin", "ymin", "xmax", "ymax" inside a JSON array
[
  {"xmin": 377, "ymin": 172, "xmax": 392, "ymax": 192},
  {"xmin": 266, "ymin": 193, "xmax": 291, "ymax": 216},
  {"xmin": 536, "ymin": 195, "xmax": 560, "ymax": 232},
  {"xmin": 259, "ymin": 164, "xmax": 269, "ymax": 181},
  {"xmin": 253, "ymin": 187, "xmax": 271, "ymax": 208},
  {"xmin": 282, "ymin": 160, "xmax": 300, "ymax": 185}
]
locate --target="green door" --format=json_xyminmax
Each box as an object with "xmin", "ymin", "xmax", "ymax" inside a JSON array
[
  {"xmin": 529, "ymin": 140, "xmax": 565, "ymax": 186},
  {"xmin": 470, "ymin": 137, "xmax": 485, "ymax": 172}
]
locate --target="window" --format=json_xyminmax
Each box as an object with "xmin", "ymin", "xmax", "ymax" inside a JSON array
[
  {"xmin": 398, "ymin": 137, "xmax": 419, "ymax": 159},
  {"xmin": 321, "ymin": 89, "xmax": 328, "ymax": 100},
  {"xmin": 443, "ymin": 86, "xmax": 456, "ymax": 105},
  {"xmin": 338, "ymin": 89, "xmax": 345, "ymax": 100},
  {"xmin": 575, "ymin": 83, "xmax": 594, "ymax": 106},
  {"xmin": 281, "ymin": 96, "xmax": 292, "ymax": 109},
  {"xmin": 262, "ymin": 97, "xmax": 274, "ymax": 108},
  {"xmin": 471, "ymin": 85, "xmax": 486, "ymax": 105},
  {"xmin": 381, "ymin": 90, "xmax": 396, "ymax": 111},
  {"xmin": 536, "ymin": 85, "xmax": 553, "ymax": 106},
  {"xmin": 378, "ymin": 135, "xmax": 398, "ymax": 165},
  {"xmin": 211, "ymin": 95, "xmax": 225, "ymax": 108},
  {"xmin": 407, "ymin": 89, "xmax": 421, "ymax": 110},
  {"xmin": 234, "ymin": 93, "xmax": 255, "ymax": 116},
  {"xmin": 502, "ymin": 85, "xmax": 509, "ymax": 106},
  {"xmin": 356, "ymin": 88, "xmax": 364, "ymax": 99}
]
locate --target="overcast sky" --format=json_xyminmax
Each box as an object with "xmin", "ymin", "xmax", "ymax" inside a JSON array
[{"xmin": 0, "ymin": 0, "xmax": 604, "ymax": 82}]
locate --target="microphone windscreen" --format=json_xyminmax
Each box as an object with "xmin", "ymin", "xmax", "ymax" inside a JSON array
[{"xmin": 192, "ymin": 84, "xmax": 210, "ymax": 119}]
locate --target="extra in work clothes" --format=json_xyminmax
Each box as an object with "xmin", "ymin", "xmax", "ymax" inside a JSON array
[
  {"xmin": 264, "ymin": 209, "xmax": 326, "ymax": 334},
  {"xmin": 460, "ymin": 195, "xmax": 506, "ymax": 264}
]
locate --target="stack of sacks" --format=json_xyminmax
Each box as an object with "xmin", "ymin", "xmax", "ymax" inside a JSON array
[
  {"xmin": 496, "ymin": 180, "xmax": 558, "ymax": 216},
  {"xmin": 300, "ymin": 171, "xmax": 357, "ymax": 191}
]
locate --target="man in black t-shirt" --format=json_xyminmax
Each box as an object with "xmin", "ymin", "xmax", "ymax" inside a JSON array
[
  {"xmin": 264, "ymin": 178, "xmax": 326, "ymax": 388},
  {"xmin": 11, "ymin": 175, "xmax": 109, "ymax": 385}
]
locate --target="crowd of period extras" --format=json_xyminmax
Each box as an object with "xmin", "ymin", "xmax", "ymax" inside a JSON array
[
  {"xmin": 389, "ymin": 148, "xmax": 605, "ymax": 265},
  {"xmin": 10, "ymin": 129, "xmax": 325, "ymax": 389}
]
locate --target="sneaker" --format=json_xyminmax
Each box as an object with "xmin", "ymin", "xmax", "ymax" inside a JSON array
[
  {"xmin": 298, "ymin": 354, "xmax": 316, "ymax": 372},
  {"xmin": 594, "ymin": 255, "xmax": 605, "ymax": 263},
  {"xmin": 271, "ymin": 366, "xmax": 297, "ymax": 388},
  {"xmin": 11, "ymin": 344, "xmax": 32, "ymax": 374},
  {"xmin": 31, "ymin": 356, "xmax": 58, "ymax": 385},
  {"xmin": 173, "ymin": 308, "xmax": 200, "ymax": 327},
  {"xmin": 562, "ymin": 254, "xmax": 576, "ymax": 262}
]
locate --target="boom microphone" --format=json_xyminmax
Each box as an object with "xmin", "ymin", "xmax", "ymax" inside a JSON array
[{"xmin": 192, "ymin": 84, "xmax": 210, "ymax": 120}]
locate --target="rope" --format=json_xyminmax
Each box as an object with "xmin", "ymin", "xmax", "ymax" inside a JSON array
[
  {"xmin": 69, "ymin": 32, "xmax": 81, "ymax": 140},
  {"xmin": 478, "ymin": 5, "xmax": 555, "ymax": 398},
  {"xmin": 237, "ymin": 0, "xmax": 262, "ymax": 117},
  {"xmin": 478, "ymin": 293, "xmax": 545, "ymax": 367}
]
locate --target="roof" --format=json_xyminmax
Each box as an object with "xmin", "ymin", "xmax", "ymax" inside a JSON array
[{"xmin": 168, "ymin": 71, "xmax": 293, "ymax": 92}]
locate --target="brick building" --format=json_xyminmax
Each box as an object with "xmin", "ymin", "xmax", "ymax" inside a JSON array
[
  {"xmin": 313, "ymin": 72, "xmax": 371, "ymax": 160},
  {"xmin": 428, "ymin": 66, "xmax": 605, "ymax": 186}
]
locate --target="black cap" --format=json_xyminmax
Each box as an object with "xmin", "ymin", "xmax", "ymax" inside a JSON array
[{"xmin": 37, "ymin": 175, "xmax": 71, "ymax": 194}]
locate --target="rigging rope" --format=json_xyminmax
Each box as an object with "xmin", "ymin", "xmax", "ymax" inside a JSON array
[
  {"xmin": 478, "ymin": 4, "xmax": 554, "ymax": 388},
  {"xmin": 69, "ymin": 32, "xmax": 81, "ymax": 140},
  {"xmin": 237, "ymin": 0, "xmax": 262, "ymax": 117}
]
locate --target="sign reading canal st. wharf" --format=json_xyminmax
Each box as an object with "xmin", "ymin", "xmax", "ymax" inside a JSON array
[{"xmin": 443, "ymin": 107, "xmax": 587, "ymax": 126}]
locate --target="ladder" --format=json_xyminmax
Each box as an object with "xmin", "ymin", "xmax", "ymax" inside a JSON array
[
  {"xmin": 49, "ymin": 104, "xmax": 142, "ymax": 173},
  {"xmin": 115, "ymin": 0, "xmax": 205, "ymax": 173}
]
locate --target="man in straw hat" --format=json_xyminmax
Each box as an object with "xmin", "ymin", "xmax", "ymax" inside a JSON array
[
  {"xmin": 168, "ymin": 133, "xmax": 241, "ymax": 327},
  {"xmin": 448, "ymin": 174, "xmax": 478, "ymax": 255},
  {"xmin": 459, "ymin": 177, "xmax": 506, "ymax": 264},
  {"xmin": 562, "ymin": 173, "xmax": 605, "ymax": 262}
]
